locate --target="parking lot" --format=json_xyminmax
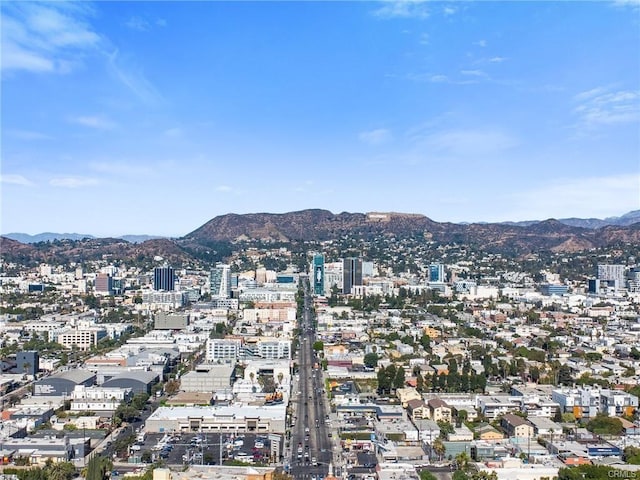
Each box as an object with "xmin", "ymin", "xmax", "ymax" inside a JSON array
[{"xmin": 131, "ymin": 432, "xmax": 281, "ymax": 465}]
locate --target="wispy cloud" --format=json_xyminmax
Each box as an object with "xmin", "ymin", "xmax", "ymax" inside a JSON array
[
  {"xmin": 372, "ymin": 0, "xmax": 429, "ymax": 19},
  {"xmin": 164, "ymin": 127, "xmax": 183, "ymax": 138},
  {"xmin": 50, "ymin": 176, "xmax": 99, "ymax": 188},
  {"xmin": 508, "ymin": 173, "xmax": 640, "ymax": 220},
  {"xmin": 70, "ymin": 115, "xmax": 117, "ymax": 129},
  {"xmin": 0, "ymin": 174, "xmax": 35, "ymax": 187},
  {"xmin": 461, "ymin": 69, "xmax": 488, "ymax": 78},
  {"xmin": 573, "ymin": 87, "xmax": 640, "ymax": 127},
  {"xmin": 407, "ymin": 73, "xmax": 448, "ymax": 83},
  {"xmin": 418, "ymin": 33, "xmax": 430, "ymax": 45},
  {"xmin": 489, "ymin": 56, "xmax": 507, "ymax": 63},
  {"xmin": 442, "ymin": 6, "xmax": 457, "ymax": 16},
  {"xmin": 415, "ymin": 128, "xmax": 519, "ymax": 156},
  {"xmin": 124, "ymin": 16, "xmax": 151, "ymax": 31},
  {"xmin": 90, "ymin": 162, "xmax": 152, "ymax": 176},
  {"xmin": 107, "ymin": 49, "xmax": 163, "ymax": 105},
  {"xmin": 1, "ymin": 2, "xmax": 100, "ymax": 73},
  {"xmin": 5, "ymin": 129, "xmax": 53, "ymax": 140},
  {"xmin": 124, "ymin": 15, "xmax": 167, "ymax": 31},
  {"xmin": 359, "ymin": 128, "xmax": 393, "ymax": 145},
  {"xmin": 612, "ymin": 0, "xmax": 640, "ymax": 11},
  {"xmin": 216, "ymin": 185, "xmax": 233, "ymax": 192},
  {"xmin": 407, "ymin": 72, "xmax": 480, "ymax": 85},
  {"xmin": 474, "ymin": 39, "xmax": 488, "ymax": 47}
]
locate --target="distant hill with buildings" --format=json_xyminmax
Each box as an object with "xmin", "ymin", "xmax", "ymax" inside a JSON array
[
  {"xmin": 2, "ymin": 209, "xmax": 639, "ymax": 265},
  {"xmin": 3, "ymin": 232, "xmax": 166, "ymax": 244},
  {"xmin": 182, "ymin": 209, "xmax": 640, "ymax": 255}
]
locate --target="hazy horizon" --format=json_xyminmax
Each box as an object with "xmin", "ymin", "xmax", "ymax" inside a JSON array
[{"xmin": 2, "ymin": 1, "xmax": 639, "ymax": 237}]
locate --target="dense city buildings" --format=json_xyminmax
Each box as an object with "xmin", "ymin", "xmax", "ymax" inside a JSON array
[{"xmin": 1, "ymin": 234, "xmax": 640, "ymax": 480}]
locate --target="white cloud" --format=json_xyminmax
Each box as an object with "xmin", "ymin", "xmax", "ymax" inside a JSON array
[
  {"xmin": 416, "ymin": 128, "xmax": 518, "ymax": 156},
  {"xmin": 5, "ymin": 129, "xmax": 53, "ymax": 140},
  {"xmin": 50, "ymin": 176, "xmax": 98, "ymax": 188},
  {"xmin": 489, "ymin": 56, "xmax": 507, "ymax": 63},
  {"xmin": 419, "ymin": 33, "xmax": 430, "ymax": 45},
  {"xmin": 461, "ymin": 69, "xmax": 488, "ymax": 78},
  {"xmin": 0, "ymin": 174, "xmax": 35, "ymax": 187},
  {"xmin": 407, "ymin": 73, "xmax": 449, "ymax": 83},
  {"xmin": 574, "ymin": 86, "xmax": 609, "ymax": 101},
  {"xmin": 359, "ymin": 128, "xmax": 393, "ymax": 145},
  {"xmin": 1, "ymin": 3, "xmax": 100, "ymax": 73},
  {"xmin": 70, "ymin": 115, "xmax": 117, "ymax": 129},
  {"xmin": 507, "ymin": 173, "xmax": 640, "ymax": 221},
  {"xmin": 216, "ymin": 185, "xmax": 233, "ymax": 192},
  {"xmin": 443, "ymin": 6, "xmax": 457, "ymax": 15},
  {"xmin": 573, "ymin": 88, "xmax": 640, "ymax": 127},
  {"xmin": 372, "ymin": 0, "xmax": 429, "ymax": 19},
  {"xmin": 124, "ymin": 16, "xmax": 150, "ymax": 31},
  {"xmin": 474, "ymin": 39, "xmax": 487, "ymax": 47}
]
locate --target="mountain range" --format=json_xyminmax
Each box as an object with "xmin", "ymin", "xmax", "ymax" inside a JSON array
[
  {"xmin": 1, "ymin": 209, "xmax": 639, "ymax": 265},
  {"xmin": 4, "ymin": 210, "xmax": 638, "ymax": 243}
]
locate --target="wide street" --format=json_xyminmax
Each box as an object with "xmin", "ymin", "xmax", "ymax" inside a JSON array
[{"xmin": 289, "ymin": 283, "xmax": 334, "ymax": 480}]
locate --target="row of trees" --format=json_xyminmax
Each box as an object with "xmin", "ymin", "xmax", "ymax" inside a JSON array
[
  {"xmin": 85, "ymin": 455, "xmax": 113, "ymax": 480},
  {"xmin": 3, "ymin": 460, "xmax": 75, "ymax": 480},
  {"xmin": 112, "ymin": 392, "xmax": 150, "ymax": 426},
  {"xmin": 377, "ymin": 364, "xmax": 406, "ymax": 394}
]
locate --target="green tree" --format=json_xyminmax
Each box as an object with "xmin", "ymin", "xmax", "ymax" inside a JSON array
[
  {"xmin": 312, "ymin": 341, "xmax": 324, "ymax": 352},
  {"xmin": 393, "ymin": 366, "xmax": 406, "ymax": 390},
  {"xmin": 623, "ymin": 446, "xmax": 640, "ymax": 464},
  {"xmin": 131, "ymin": 392, "xmax": 150, "ymax": 410},
  {"xmin": 557, "ymin": 364, "xmax": 573, "ymax": 386},
  {"xmin": 455, "ymin": 452, "xmax": 471, "ymax": 472},
  {"xmin": 45, "ymin": 461, "xmax": 76, "ymax": 480},
  {"xmin": 419, "ymin": 471, "xmax": 438, "ymax": 480},
  {"xmin": 586, "ymin": 413, "xmax": 623, "ymax": 436},
  {"xmin": 364, "ymin": 352, "xmax": 379, "ymax": 368},
  {"xmin": 432, "ymin": 438, "xmax": 446, "ymax": 461},
  {"xmin": 86, "ymin": 455, "xmax": 113, "ymax": 480}
]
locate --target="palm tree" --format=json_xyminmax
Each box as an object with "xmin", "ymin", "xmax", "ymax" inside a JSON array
[
  {"xmin": 432, "ymin": 438, "xmax": 446, "ymax": 461},
  {"xmin": 455, "ymin": 451, "xmax": 470, "ymax": 472},
  {"xmin": 46, "ymin": 461, "xmax": 76, "ymax": 480}
]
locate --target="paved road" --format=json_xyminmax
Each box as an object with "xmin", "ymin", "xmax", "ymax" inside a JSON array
[{"xmin": 289, "ymin": 281, "xmax": 333, "ymax": 480}]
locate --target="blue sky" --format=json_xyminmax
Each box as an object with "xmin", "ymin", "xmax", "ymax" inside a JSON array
[{"xmin": 2, "ymin": 1, "xmax": 639, "ymax": 237}]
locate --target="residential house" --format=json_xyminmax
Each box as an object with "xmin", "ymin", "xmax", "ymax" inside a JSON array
[
  {"xmin": 427, "ymin": 398, "xmax": 452, "ymax": 423},
  {"xmin": 500, "ymin": 413, "xmax": 534, "ymax": 438}
]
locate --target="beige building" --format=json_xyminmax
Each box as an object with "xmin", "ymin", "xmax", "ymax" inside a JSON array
[
  {"xmin": 396, "ymin": 387, "xmax": 422, "ymax": 408},
  {"xmin": 427, "ymin": 398, "xmax": 452, "ymax": 423},
  {"xmin": 58, "ymin": 329, "xmax": 106, "ymax": 351},
  {"xmin": 500, "ymin": 413, "xmax": 534, "ymax": 438}
]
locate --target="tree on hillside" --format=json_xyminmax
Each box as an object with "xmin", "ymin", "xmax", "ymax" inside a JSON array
[{"xmin": 586, "ymin": 413, "xmax": 623, "ymax": 436}]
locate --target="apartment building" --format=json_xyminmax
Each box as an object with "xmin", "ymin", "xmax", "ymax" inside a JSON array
[{"xmin": 58, "ymin": 328, "xmax": 107, "ymax": 351}]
